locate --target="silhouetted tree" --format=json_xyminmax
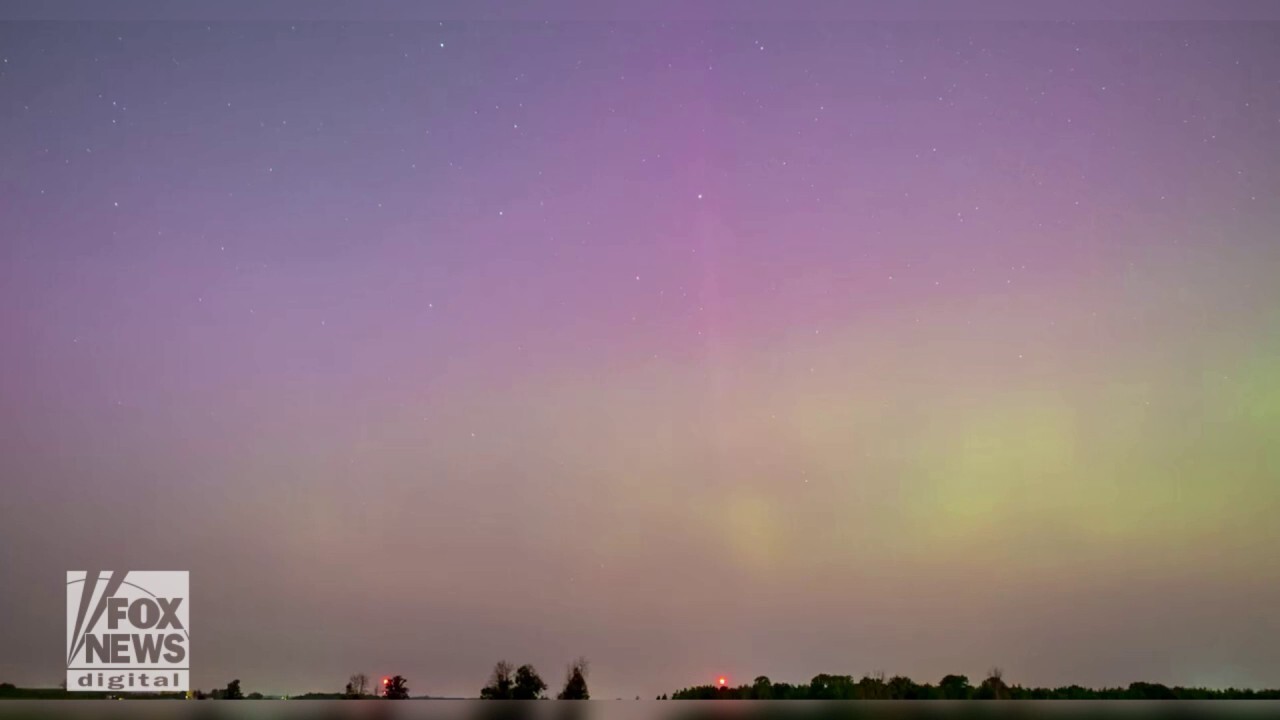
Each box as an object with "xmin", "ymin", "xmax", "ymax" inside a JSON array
[
  {"xmin": 346, "ymin": 673, "xmax": 369, "ymax": 697},
  {"xmin": 480, "ymin": 661, "xmax": 515, "ymax": 699},
  {"xmin": 557, "ymin": 657, "xmax": 590, "ymax": 700},
  {"xmin": 247, "ymin": 692, "xmax": 264, "ymax": 700},
  {"xmin": 513, "ymin": 664, "xmax": 548, "ymax": 699},
  {"xmin": 855, "ymin": 673, "xmax": 888, "ymax": 699},
  {"xmin": 888, "ymin": 675, "xmax": 927, "ymax": 699},
  {"xmin": 1128, "ymin": 682, "xmax": 1177, "ymax": 700},
  {"xmin": 808, "ymin": 673, "xmax": 855, "ymax": 699},
  {"xmin": 384, "ymin": 675, "xmax": 409, "ymax": 700},
  {"xmin": 975, "ymin": 668, "xmax": 1010, "ymax": 700},
  {"xmin": 224, "ymin": 679, "xmax": 244, "ymax": 700},
  {"xmin": 752, "ymin": 676, "xmax": 773, "ymax": 699},
  {"xmin": 938, "ymin": 674, "xmax": 972, "ymax": 699}
]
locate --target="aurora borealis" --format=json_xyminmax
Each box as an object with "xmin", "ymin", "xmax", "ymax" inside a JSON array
[{"xmin": 1, "ymin": 1, "xmax": 1279, "ymax": 700}]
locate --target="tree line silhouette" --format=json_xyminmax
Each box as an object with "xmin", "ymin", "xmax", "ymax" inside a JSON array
[
  {"xmin": 665, "ymin": 669, "xmax": 1280, "ymax": 700},
  {"xmin": 191, "ymin": 678, "xmax": 263, "ymax": 700},
  {"xmin": 9, "ymin": 662, "xmax": 1279, "ymax": 701},
  {"xmin": 478, "ymin": 657, "xmax": 590, "ymax": 700},
  {"xmin": 254, "ymin": 656, "xmax": 589, "ymax": 700}
]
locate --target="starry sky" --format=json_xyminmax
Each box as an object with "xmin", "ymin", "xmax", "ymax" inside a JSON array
[{"xmin": 2, "ymin": 0, "xmax": 1279, "ymax": 700}]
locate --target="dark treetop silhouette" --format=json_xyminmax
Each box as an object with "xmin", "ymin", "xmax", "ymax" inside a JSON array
[
  {"xmin": 383, "ymin": 675, "xmax": 410, "ymax": 700},
  {"xmin": 480, "ymin": 661, "xmax": 549, "ymax": 699}
]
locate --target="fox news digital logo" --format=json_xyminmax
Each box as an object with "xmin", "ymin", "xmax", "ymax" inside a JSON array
[{"xmin": 66, "ymin": 571, "xmax": 189, "ymax": 692}]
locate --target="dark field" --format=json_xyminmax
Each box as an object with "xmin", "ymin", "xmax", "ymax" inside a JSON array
[{"xmin": 2, "ymin": 701, "xmax": 1280, "ymax": 720}]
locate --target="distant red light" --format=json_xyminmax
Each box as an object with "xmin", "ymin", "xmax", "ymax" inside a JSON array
[
  {"xmin": 383, "ymin": 678, "xmax": 390, "ymax": 685},
  {"xmin": 718, "ymin": 677, "xmax": 727, "ymax": 687}
]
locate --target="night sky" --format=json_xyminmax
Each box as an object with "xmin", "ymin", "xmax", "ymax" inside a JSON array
[{"xmin": 2, "ymin": 1, "xmax": 1279, "ymax": 700}]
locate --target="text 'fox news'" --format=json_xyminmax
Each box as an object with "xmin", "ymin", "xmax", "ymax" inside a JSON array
[{"xmin": 66, "ymin": 571, "xmax": 189, "ymax": 692}]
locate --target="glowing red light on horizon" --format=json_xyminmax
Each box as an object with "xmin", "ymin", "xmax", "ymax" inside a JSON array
[
  {"xmin": 383, "ymin": 678, "xmax": 390, "ymax": 685},
  {"xmin": 718, "ymin": 677, "xmax": 727, "ymax": 687}
]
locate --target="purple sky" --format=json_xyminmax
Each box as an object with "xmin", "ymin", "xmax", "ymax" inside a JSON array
[{"xmin": 2, "ymin": 1, "xmax": 1280, "ymax": 699}]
